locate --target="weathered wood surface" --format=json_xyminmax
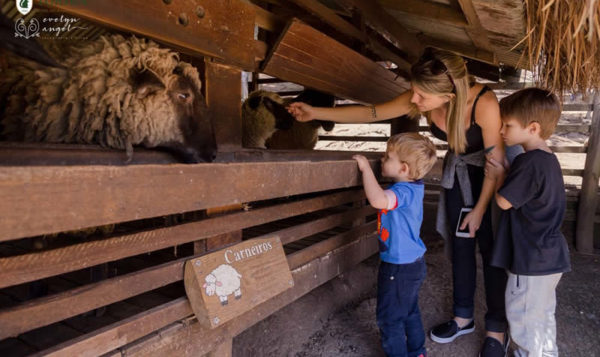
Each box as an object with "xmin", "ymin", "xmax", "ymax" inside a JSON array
[
  {"xmin": 46, "ymin": 0, "xmax": 256, "ymax": 69},
  {"xmin": 33, "ymin": 226, "xmax": 377, "ymax": 357},
  {"xmin": 576, "ymin": 94, "xmax": 600, "ymax": 253},
  {"xmin": 120, "ymin": 232, "xmax": 378, "ymax": 357},
  {"xmin": 263, "ymin": 19, "xmax": 409, "ymax": 104},
  {"xmin": 0, "ymin": 160, "xmax": 372, "ymax": 241},
  {"xmin": 0, "ymin": 190, "xmax": 364, "ymax": 288},
  {"xmin": 0, "ymin": 206, "xmax": 373, "ymax": 338},
  {"xmin": 184, "ymin": 237, "xmax": 293, "ymax": 328},
  {"xmin": 334, "ymin": 0, "xmax": 423, "ymax": 62},
  {"xmin": 285, "ymin": 0, "xmax": 411, "ymax": 70},
  {"xmin": 379, "ymin": 0, "xmax": 468, "ymax": 27},
  {"xmin": 205, "ymin": 61, "xmax": 243, "ymax": 152}
]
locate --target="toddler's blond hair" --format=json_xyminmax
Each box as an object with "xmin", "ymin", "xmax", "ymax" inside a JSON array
[{"xmin": 387, "ymin": 133, "xmax": 437, "ymax": 180}]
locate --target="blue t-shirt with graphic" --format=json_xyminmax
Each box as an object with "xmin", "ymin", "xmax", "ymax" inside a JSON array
[{"xmin": 377, "ymin": 180, "xmax": 426, "ymax": 264}]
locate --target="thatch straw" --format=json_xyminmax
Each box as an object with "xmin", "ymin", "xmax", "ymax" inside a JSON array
[{"xmin": 522, "ymin": 0, "xmax": 600, "ymax": 95}]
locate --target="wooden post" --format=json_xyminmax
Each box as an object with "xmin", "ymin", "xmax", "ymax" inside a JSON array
[
  {"xmin": 576, "ymin": 93, "xmax": 600, "ymax": 254},
  {"xmin": 204, "ymin": 60, "xmax": 243, "ymax": 152}
]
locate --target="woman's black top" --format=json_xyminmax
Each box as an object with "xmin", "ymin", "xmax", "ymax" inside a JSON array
[{"xmin": 429, "ymin": 85, "xmax": 491, "ymax": 154}]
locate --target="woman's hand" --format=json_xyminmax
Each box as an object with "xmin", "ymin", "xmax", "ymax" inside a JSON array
[
  {"xmin": 287, "ymin": 102, "xmax": 315, "ymax": 122},
  {"xmin": 459, "ymin": 208, "xmax": 484, "ymax": 238},
  {"xmin": 352, "ymin": 155, "xmax": 370, "ymax": 172}
]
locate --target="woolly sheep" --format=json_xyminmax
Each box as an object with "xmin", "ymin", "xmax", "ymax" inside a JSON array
[
  {"xmin": 0, "ymin": 34, "xmax": 217, "ymax": 163},
  {"xmin": 203, "ymin": 264, "xmax": 242, "ymax": 306},
  {"xmin": 242, "ymin": 89, "xmax": 335, "ymax": 150}
]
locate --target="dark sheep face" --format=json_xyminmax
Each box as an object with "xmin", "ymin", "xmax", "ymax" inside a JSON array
[
  {"xmin": 262, "ymin": 96, "xmax": 294, "ymax": 130},
  {"xmin": 133, "ymin": 68, "xmax": 217, "ymax": 163},
  {"xmin": 169, "ymin": 69, "xmax": 217, "ymax": 163}
]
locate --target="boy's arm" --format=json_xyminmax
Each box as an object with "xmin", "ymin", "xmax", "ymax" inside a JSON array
[
  {"xmin": 493, "ymin": 172, "xmax": 513, "ymax": 210},
  {"xmin": 486, "ymin": 156, "xmax": 513, "ymax": 210},
  {"xmin": 352, "ymin": 155, "xmax": 388, "ymax": 209}
]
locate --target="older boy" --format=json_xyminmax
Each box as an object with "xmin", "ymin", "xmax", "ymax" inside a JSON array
[
  {"xmin": 353, "ymin": 132, "xmax": 437, "ymax": 357},
  {"xmin": 485, "ymin": 88, "xmax": 571, "ymax": 357}
]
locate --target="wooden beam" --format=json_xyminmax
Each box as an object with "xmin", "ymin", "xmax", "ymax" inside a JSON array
[
  {"xmin": 456, "ymin": 0, "xmax": 495, "ymax": 58},
  {"xmin": 45, "ymin": 0, "xmax": 256, "ymax": 70},
  {"xmin": 285, "ymin": 0, "xmax": 411, "ymax": 69},
  {"xmin": 418, "ymin": 35, "xmax": 495, "ymax": 65},
  {"xmin": 204, "ymin": 61, "xmax": 243, "ymax": 152},
  {"xmin": 576, "ymin": 93, "xmax": 600, "ymax": 254},
  {"xmin": 263, "ymin": 20, "xmax": 409, "ymax": 104},
  {"xmin": 0, "ymin": 208, "xmax": 374, "ymax": 339},
  {"xmin": 120, "ymin": 232, "xmax": 378, "ymax": 357},
  {"xmin": 34, "ymin": 226, "xmax": 377, "ymax": 357},
  {"xmin": 0, "ymin": 190, "xmax": 365, "ymax": 288},
  {"xmin": 378, "ymin": 0, "xmax": 468, "ymax": 28},
  {"xmin": 0, "ymin": 160, "xmax": 374, "ymax": 241},
  {"xmin": 333, "ymin": 0, "xmax": 422, "ymax": 62}
]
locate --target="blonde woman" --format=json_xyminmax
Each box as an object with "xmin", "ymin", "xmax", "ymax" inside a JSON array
[{"xmin": 289, "ymin": 48, "xmax": 509, "ymax": 356}]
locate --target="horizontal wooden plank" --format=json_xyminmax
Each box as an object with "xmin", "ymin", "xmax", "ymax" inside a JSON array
[
  {"xmin": 379, "ymin": 0, "xmax": 468, "ymax": 27},
  {"xmin": 0, "ymin": 208, "xmax": 374, "ymax": 338},
  {"xmin": 263, "ymin": 19, "xmax": 409, "ymax": 104},
  {"xmin": 120, "ymin": 232, "xmax": 379, "ymax": 357},
  {"xmin": 0, "ymin": 160, "xmax": 374, "ymax": 241},
  {"xmin": 35, "ymin": 228, "xmax": 378, "ymax": 357},
  {"xmin": 47, "ymin": 0, "xmax": 256, "ymax": 70},
  {"xmin": 0, "ymin": 190, "xmax": 365, "ymax": 288}
]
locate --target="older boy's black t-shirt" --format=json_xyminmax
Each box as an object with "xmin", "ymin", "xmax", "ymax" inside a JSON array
[{"xmin": 491, "ymin": 149, "xmax": 571, "ymax": 275}]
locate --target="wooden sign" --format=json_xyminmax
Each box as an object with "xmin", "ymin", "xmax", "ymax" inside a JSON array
[{"xmin": 184, "ymin": 236, "xmax": 293, "ymax": 328}]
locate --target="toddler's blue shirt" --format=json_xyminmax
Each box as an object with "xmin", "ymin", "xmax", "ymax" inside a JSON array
[{"xmin": 378, "ymin": 180, "xmax": 426, "ymax": 264}]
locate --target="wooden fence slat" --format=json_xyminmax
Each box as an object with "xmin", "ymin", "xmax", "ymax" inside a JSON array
[
  {"xmin": 0, "ymin": 190, "xmax": 365, "ymax": 289},
  {"xmin": 263, "ymin": 19, "xmax": 409, "ymax": 104},
  {"xmin": 0, "ymin": 160, "xmax": 371, "ymax": 241},
  {"xmin": 46, "ymin": 0, "xmax": 256, "ymax": 70},
  {"xmin": 34, "ymin": 229, "xmax": 378, "ymax": 357},
  {"xmin": 0, "ymin": 208, "xmax": 374, "ymax": 338},
  {"xmin": 576, "ymin": 94, "xmax": 600, "ymax": 253},
  {"xmin": 119, "ymin": 233, "xmax": 378, "ymax": 357}
]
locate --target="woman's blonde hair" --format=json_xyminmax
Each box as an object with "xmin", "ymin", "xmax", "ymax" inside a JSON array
[{"xmin": 411, "ymin": 48, "xmax": 469, "ymax": 154}]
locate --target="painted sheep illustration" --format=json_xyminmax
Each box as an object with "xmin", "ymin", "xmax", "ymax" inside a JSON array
[{"xmin": 203, "ymin": 264, "xmax": 242, "ymax": 306}]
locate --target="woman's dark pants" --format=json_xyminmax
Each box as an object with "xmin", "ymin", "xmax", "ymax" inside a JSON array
[{"xmin": 445, "ymin": 165, "xmax": 507, "ymax": 332}]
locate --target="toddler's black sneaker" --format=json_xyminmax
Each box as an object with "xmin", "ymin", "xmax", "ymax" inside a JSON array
[{"xmin": 430, "ymin": 319, "xmax": 475, "ymax": 343}]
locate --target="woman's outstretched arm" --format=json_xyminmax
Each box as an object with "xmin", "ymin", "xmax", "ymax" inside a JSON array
[{"xmin": 287, "ymin": 90, "xmax": 414, "ymax": 123}]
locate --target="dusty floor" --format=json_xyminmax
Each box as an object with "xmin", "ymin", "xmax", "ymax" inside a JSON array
[
  {"xmin": 235, "ymin": 232, "xmax": 600, "ymax": 357},
  {"xmin": 292, "ymin": 238, "xmax": 600, "ymax": 357}
]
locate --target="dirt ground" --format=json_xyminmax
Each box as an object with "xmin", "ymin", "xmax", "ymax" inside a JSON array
[{"xmin": 235, "ymin": 230, "xmax": 600, "ymax": 357}]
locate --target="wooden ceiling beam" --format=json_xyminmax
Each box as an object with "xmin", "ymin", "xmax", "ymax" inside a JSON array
[
  {"xmin": 418, "ymin": 35, "xmax": 495, "ymax": 65},
  {"xmin": 456, "ymin": 0, "xmax": 496, "ymax": 60},
  {"xmin": 377, "ymin": 0, "xmax": 468, "ymax": 28},
  {"xmin": 333, "ymin": 0, "xmax": 423, "ymax": 63},
  {"xmin": 285, "ymin": 0, "xmax": 411, "ymax": 70}
]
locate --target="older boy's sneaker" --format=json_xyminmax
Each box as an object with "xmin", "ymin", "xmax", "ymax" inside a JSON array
[
  {"xmin": 478, "ymin": 335, "xmax": 510, "ymax": 357},
  {"xmin": 430, "ymin": 320, "xmax": 475, "ymax": 343}
]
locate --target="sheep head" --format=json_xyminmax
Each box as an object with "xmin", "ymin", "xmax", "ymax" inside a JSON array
[
  {"xmin": 130, "ymin": 65, "xmax": 217, "ymax": 163},
  {"xmin": 242, "ymin": 90, "xmax": 294, "ymax": 148}
]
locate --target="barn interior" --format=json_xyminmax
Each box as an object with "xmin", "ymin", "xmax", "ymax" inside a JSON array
[{"xmin": 0, "ymin": 0, "xmax": 598, "ymax": 356}]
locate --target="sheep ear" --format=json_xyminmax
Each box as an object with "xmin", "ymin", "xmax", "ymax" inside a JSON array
[{"xmin": 131, "ymin": 69, "xmax": 165, "ymax": 98}]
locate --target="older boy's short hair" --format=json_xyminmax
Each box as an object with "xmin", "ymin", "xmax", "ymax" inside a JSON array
[
  {"xmin": 387, "ymin": 132, "xmax": 437, "ymax": 180},
  {"xmin": 499, "ymin": 88, "xmax": 561, "ymax": 140}
]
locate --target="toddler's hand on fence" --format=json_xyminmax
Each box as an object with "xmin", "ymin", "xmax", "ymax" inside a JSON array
[
  {"xmin": 287, "ymin": 102, "xmax": 315, "ymax": 122},
  {"xmin": 352, "ymin": 155, "xmax": 370, "ymax": 172}
]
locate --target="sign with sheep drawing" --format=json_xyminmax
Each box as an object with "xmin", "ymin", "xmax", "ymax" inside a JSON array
[{"xmin": 184, "ymin": 236, "xmax": 293, "ymax": 328}]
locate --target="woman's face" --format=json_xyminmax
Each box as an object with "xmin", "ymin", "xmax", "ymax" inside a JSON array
[{"xmin": 410, "ymin": 84, "xmax": 451, "ymax": 112}]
